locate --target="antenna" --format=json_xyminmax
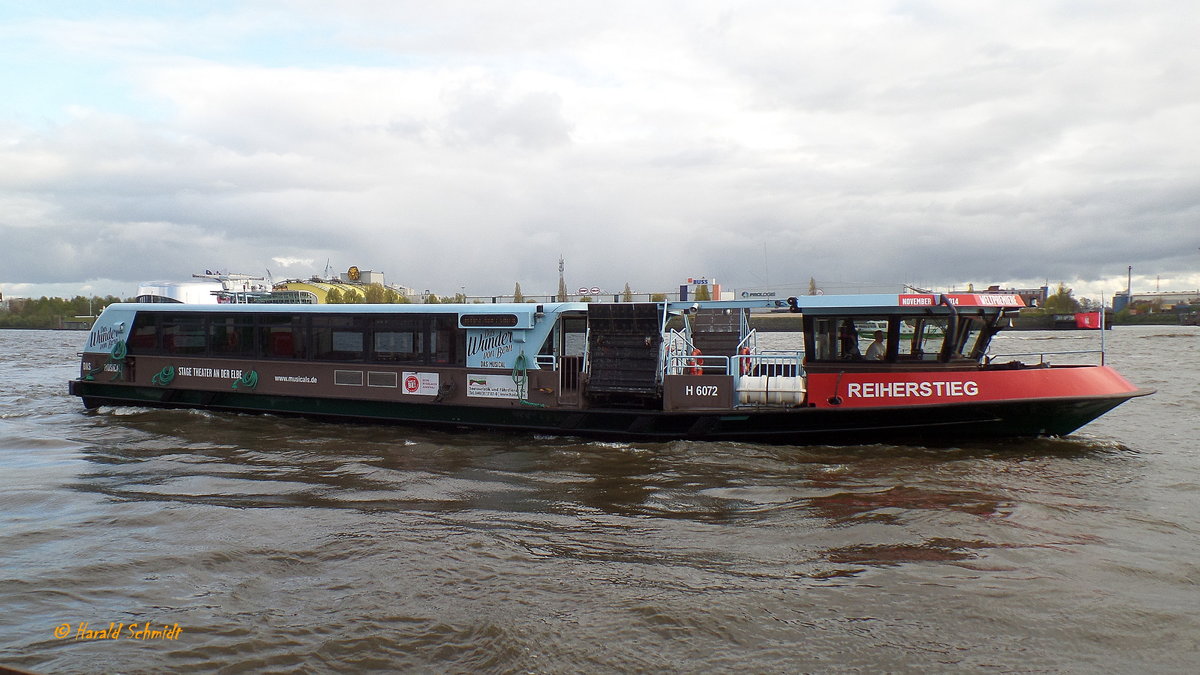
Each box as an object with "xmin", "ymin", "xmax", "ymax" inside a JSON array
[{"xmin": 556, "ymin": 255, "xmax": 567, "ymax": 302}]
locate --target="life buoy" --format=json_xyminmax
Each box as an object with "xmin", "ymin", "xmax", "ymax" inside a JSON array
[
  {"xmin": 738, "ymin": 346, "xmax": 751, "ymax": 375},
  {"xmin": 687, "ymin": 347, "xmax": 703, "ymax": 375}
]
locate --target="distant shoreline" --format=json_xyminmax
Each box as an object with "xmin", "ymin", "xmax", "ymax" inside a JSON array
[
  {"xmin": 0, "ymin": 326, "xmax": 91, "ymax": 331},
  {"xmin": 1, "ymin": 311, "xmax": 1192, "ymax": 332}
]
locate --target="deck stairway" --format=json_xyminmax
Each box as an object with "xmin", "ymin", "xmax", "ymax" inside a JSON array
[
  {"xmin": 690, "ymin": 308, "xmax": 746, "ymax": 368},
  {"xmin": 586, "ymin": 303, "xmax": 663, "ymax": 403}
]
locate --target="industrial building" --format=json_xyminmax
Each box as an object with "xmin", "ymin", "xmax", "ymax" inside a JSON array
[{"xmin": 1112, "ymin": 290, "xmax": 1200, "ymax": 313}]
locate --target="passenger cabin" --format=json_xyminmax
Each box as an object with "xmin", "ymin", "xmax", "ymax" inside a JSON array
[{"xmin": 77, "ymin": 293, "xmax": 1025, "ymax": 416}]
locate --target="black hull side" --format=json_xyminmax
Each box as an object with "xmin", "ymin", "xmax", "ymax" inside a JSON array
[{"xmin": 69, "ymin": 380, "xmax": 1147, "ymax": 445}]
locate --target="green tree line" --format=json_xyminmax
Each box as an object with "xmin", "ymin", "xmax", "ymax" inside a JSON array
[{"xmin": 0, "ymin": 295, "xmax": 129, "ymax": 329}]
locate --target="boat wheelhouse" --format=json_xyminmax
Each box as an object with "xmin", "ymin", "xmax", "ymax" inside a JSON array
[{"xmin": 68, "ymin": 293, "xmax": 1151, "ymax": 444}]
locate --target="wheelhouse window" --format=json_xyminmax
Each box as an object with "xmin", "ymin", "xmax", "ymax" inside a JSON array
[
  {"xmin": 812, "ymin": 318, "xmax": 834, "ymax": 361},
  {"xmin": 811, "ymin": 317, "xmax": 889, "ymax": 361},
  {"xmin": 898, "ymin": 318, "xmax": 948, "ymax": 360},
  {"xmin": 949, "ymin": 316, "xmax": 991, "ymax": 360}
]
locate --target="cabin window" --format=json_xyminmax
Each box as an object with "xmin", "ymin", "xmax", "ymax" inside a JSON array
[
  {"xmin": 562, "ymin": 317, "xmax": 587, "ymax": 357},
  {"xmin": 162, "ymin": 315, "xmax": 207, "ymax": 355},
  {"xmin": 537, "ymin": 327, "xmax": 556, "ymax": 358},
  {"xmin": 123, "ymin": 311, "xmax": 469, "ymax": 364},
  {"xmin": 127, "ymin": 314, "xmax": 160, "ymax": 353},
  {"xmin": 210, "ymin": 315, "xmax": 255, "ymax": 357},
  {"xmin": 372, "ymin": 316, "xmax": 423, "ymax": 362},
  {"xmin": 258, "ymin": 315, "xmax": 306, "ymax": 359},
  {"xmin": 430, "ymin": 314, "xmax": 460, "ymax": 364},
  {"xmin": 312, "ymin": 315, "xmax": 366, "ymax": 361}
]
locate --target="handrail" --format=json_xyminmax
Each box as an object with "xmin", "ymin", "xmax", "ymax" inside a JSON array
[
  {"xmin": 534, "ymin": 354, "xmax": 557, "ymax": 370},
  {"xmin": 759, "ymin": 349, "xmax": 805, "ymax": 358},
  {"xmin": 668, "ymin": 354, "xmax": 731, "ymax": 374},
  {"xmin": 665, "ymin": 328, "xmax": 693, "ymax": 350},
  {"xmin": 734, "ymin": 352, "xmax": 805, "ymax": 378},
  {"xmin": 662, "ymin": 329, "xmax": 694, "ymax": 375},
  {"xmin": 736, "ymin": 329, "xmax": 758, "ymax": 354},
  {"xmin": 665, "ymin": 349, "xmax": 807, "ymax": 378},
  {"xmin": 985, "ymin": 349, "xmax": 1104, "ymax": 366},
  {"xmin": 582, "ymin": 326, "xmax": 590, "ymax": 372}
]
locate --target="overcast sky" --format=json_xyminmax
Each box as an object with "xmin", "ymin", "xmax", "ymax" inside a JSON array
[{"xmin": 2, "ymin": 0, "xmax": 1198, "ymax": 302}]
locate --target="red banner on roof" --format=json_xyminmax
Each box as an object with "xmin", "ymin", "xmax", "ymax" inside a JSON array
[
  {"xmin": 898, "ymin": 293, "xmax": 1025, "ymax": 308},
  {"xmin": 898, "ymin": 294, "xmax": 936, "ymax": 306},
  {"xmin": 943, "ymin": 293, "xmax": 1026, "ymax": 307}
]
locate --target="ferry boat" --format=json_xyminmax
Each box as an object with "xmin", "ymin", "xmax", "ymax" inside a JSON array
[
  {"xmin": 67, "ymin": 293, "xmax": 1152, "ymax": 444},
  {"xmin": 1006, "ymin": 311, "xmax": 1114, "ymax": 330}
]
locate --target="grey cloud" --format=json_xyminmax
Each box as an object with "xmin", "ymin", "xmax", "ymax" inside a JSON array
[{"xmin": 443, "ymin": 86, "xmax": 571, "ymax": 149}]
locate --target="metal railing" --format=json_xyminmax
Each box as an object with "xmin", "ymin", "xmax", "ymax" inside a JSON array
[
  {"xmin": 661, "ymin": 327, "xmax": 806, "ymax": 382},
  {"xmin": 736, "ymin": 330, "xmax": 758, "ymax": 355},
  {"xmin": 732, "ymin": 351, "xmax": 807, "ymax": 407},
  {"xmin": 734, "ymin": 351, "xmax": 805, "ymax": 378},
  {"xmin": 984, "ymin": 349, "xmax": 1104, "ymax": 366},
  {"xmin": 663, "ymin": 329, "xmax": 694, "ymax": 375},
  {"xmin": 667, "ymin": 353, "xmax": 731, "ymax": 374},
  {"xmin": 664, "ymin": 351, "xmax": 807, "ymax": 379}
]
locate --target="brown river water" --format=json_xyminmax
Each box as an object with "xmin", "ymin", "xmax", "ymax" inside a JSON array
[{"xmin": 0, "ymin": 326, "xmax": 1197, "ymax": 673}]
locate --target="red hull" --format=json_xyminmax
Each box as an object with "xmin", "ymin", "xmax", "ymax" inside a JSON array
[{"xmin": 806, "ymin": 365, "xmax": 1139, "ymax": 409}]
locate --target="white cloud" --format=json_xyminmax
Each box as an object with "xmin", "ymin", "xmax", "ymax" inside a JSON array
[{"xmin": 271, "ymin": 257, "xmax": 315, "ymax": 268}]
